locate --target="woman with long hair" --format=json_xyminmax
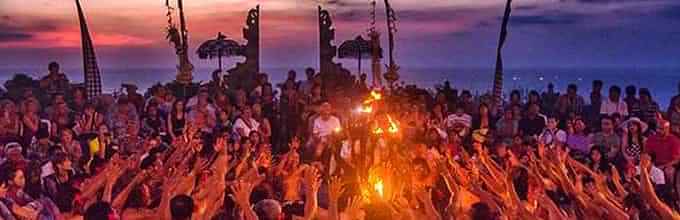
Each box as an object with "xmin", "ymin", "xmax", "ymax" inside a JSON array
[
  {"xmin": 472, "ymin": 103, "xmax": 495, "ymax": 130},
  {"xmin": 167, "ymin": 99, "xmax": 187, "ymax": 141},
  {"xmin": 621, "ymin": 118, "xmax": 647, "ymax": 162},
  {"xmin": 251, "ymin": 103, "xmax": 271, "ymax": 144},
  {"xmin": 20, "ymin": 98, "xmax": 40, "ymax": 147},
  {"xmin": 0, "ymin": 99, "xmax": 22, "ymax": 138}
]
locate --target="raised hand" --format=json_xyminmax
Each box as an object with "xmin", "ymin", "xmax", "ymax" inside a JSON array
[
  {"xmin": 328, "ymin": 176, "xmax": 345, "ymax": 202},
  {"xmin": 640, "ymin": 153, "xmax": 652, "ymax": 171},
  {"xmin": 304, "ymin": 166, "xmax": 322, "ymax": 194}
]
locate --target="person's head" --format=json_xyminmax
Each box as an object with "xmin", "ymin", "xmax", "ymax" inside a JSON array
[
  {"xmin": 249, "ymin": 131, "xmax": 262, "ymax": 145},
  {"xmin": 567, "ymin": 84, "xmax": 578, "ymax": 96},
  {"xmin": 593, "ymin": 80, "xmax": 603, "ymax": 92},
  {"xmin": 287, "ymin": 70, "xmax": 297, "ymax": 81},
  {"xmin": 528, "ymin": 90, "xmax": 540, "ymax": 103},
  {"xmin": 412, "ymin": 158, "xmax": 430, "ymax": 179},
  {"xmin": 510, "ymin": 90, "xmax": 521, "ymax": 103},
  {"xmin": 590, "ymin": 147, "xmax": 603, "ymax": 162},
  {"xmin": 548, "ymin": 83, "xmax": 554, "ymax": 91},
  {"xmin": 60, "ymin": 128, "xmax": 75, "ymax": 144},
  {"xmin": 471, "ymin": 202, "xmax": 494, "ymax": 220},
  {"xmin": 172, "ymin": 99, "xmax": 185, "ymax": 114},
  {"xmin": 461, "ymin": 90, "xmax": 472, "ymax": 102},
  {"xmin": 311, "ymin": 85, "xmax": 322, "ymax": 97},
  {"xmin": 601, "ymin": 116, "xmax": 614, "ymax": 133},
  {"xmin": 23, "ymin": 98, "xmax": 40, "ymax": 113},
  {"xmin": 126, "ymin": 183, "xmax": 152, "ymax": 209},
  {"xmin": 573, "ymin": 118, "xmax": 586, "ymax": 133},
  {"xmin": 494, "ymin": 141, "xmax": 508, "ymax": 158},
  {"xmin": 170, "ymin": 194, "xmax": 194, "ymax": 220},
  {"xmin": 254, "ymin": 199, "xmax": 283, "ymax": 220},
  {"xmin": 241, "ymin": 106, "xmax": 253, "ymax": 119},
  {"xmin": 98, "ymin": 124, "xmax": 110, "ymax": 137},
  {"xmin": 319, "ymin": 101, "xmax": 332, "ymax": 117},
  {"xmin": 625, "ymin": 85, "xmax": 636, "ymax": 97},
  {"xmin": 305, "ymin": 67, "xmax": 315, "ymax": 79},
  {"xmin": 1, "ymin": 166, "xmax": 25, "ymax": 188},
  {"xmin": 146, "ymin": 103, "xmax": 159, "ymax": 117},
  {"xmin": 528, "ymin": 103, "xmax": 540, "ymax": 116},
  {"xmin": 252, "ymin": 103, "xmax": 263, "ymax": 117},
  {"xmin": 198, "ymin": 90, "xmax": 210, "ymax": 104},
  {"xmin": 84, "ymin": 201, "xmax": 118, "ymax": 220},
  {"xmin": 503, "ymin": 108, "xmax": 513, "ymax": 120},
  {"xmin": 660, "ymin": 120, "xmax": 671, "ymax": 137},
  {"xmin": 639, "ymin": 88, "xmax": 652, "ymax": 103},
  {"xmin": 53, "ymin": 152, "xmax": 73, "ymax": 173},
  {"xmin": 609, "ymin": 86, "xmax": 621, "ymax": 101},
  {"xmin": 546, "ymin": 116, "xmax": 559, "ymax": 130},
  {"xmin": 240, "ymin": 136, "xmax": 253, "ymax": 150},
  {"xmin": 628, "ymin": 120, "xmax": 642, "ymax": 135},
  {"xmin": 48, "ymin": 61, "xmax": 60, "ymax": 74}
]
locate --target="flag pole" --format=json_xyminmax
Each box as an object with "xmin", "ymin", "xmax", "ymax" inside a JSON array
[{"xmin": 493, "ymin": 0, "xmax": 513, "ymax": 111}]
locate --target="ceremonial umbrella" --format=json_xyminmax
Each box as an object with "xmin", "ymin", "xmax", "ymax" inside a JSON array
[
  {"xmin": 196, "ymin": 32, "xmax": 243, "ymax": 71},
  {"xmin": 338, "ymin": 35, "xmax": 379, "ymax": 75}
]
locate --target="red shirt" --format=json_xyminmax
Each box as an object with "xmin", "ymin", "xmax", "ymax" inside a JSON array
[{"xmin": 645, "ymin": 134, "xmax": 680, "ymax": 166}]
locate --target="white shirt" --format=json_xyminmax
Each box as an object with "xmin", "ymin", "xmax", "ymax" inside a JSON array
[
  {"xmin": 233, "ymin": 118, "xmax": 260, "ymax": 137},
  {"xmin": 313, "ymin": 116, "xmax": 341, "ymax": 138},
  {"xmin": 636, "ymin": 166, "xmax": 666, "ymax": 185},
  {"xmin": 600, "ymin": 99, "xmax": 628, "ymax": 116},
  {"xmin": 445, "ymin": 113, "xmax": 472, "ymax": 128}
]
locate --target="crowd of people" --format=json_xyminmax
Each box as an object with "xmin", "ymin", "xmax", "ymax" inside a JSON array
[{"xmin": 1, "ymin": 61, "xmax": 680, "ymax": 220}]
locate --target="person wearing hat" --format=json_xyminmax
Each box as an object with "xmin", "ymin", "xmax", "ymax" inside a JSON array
[
  {"xmin": 621, "ymin": 117, "xmax": 648, "ymax": 162},
  {"xmin": 39, "ymin": 61, "xmax": 71, "ymax": 95},
  {"xmin": 1, "ymin": 142, "xmax": 26, "ymax": 168},
  {"xmin": 123, "ymin": 83, "xmax": 145, "ymax": 114}
]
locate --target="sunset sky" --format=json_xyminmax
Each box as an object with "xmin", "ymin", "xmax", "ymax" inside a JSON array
[{"xmin": 0, "ymin": 0, "xmax": 679, "ymax": 70}]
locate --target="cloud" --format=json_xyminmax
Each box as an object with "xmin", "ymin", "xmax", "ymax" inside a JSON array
[
  {"xmin": 0, "ymin": 32, "xmax": 33, "ymax": 42},
  {"xmin": 510, "ymin": 13, "xmax": 582, "ymax": 26}
]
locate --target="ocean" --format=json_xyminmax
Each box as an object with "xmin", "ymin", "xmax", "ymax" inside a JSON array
[{"xmin": 1, "ymin": 67, "xmax": 679, "ymax": 108}]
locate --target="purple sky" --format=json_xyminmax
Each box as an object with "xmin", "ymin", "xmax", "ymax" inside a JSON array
[{"xmin": 0, "ymin": 0, "xmax": 679, "ymax": 70}]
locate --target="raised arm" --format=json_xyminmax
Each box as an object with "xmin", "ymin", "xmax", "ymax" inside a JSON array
[{"xmin": 639, "ymin": 154, "xmax": 680, "ymax": 220}]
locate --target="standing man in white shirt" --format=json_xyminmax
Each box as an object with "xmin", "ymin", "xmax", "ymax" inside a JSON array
[
  {"xmin": 308, "ymin": 101, "xmax": 341, "ymax": 160},
  {"xmin": 601, "ymin": 85, "xmax": 628, "ymax": 117},
  {"xmin": 312, "ymin": 101, "xmax": 341, "ymax": 139}
]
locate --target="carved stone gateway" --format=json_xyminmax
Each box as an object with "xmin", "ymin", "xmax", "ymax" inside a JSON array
[
  {"xmin": 318, "ymin": 6, "xmax": 353, "ymax": 94},
  {"xmin": 227, "ymin": 5, "xmax": 260, "ymax": 90}
]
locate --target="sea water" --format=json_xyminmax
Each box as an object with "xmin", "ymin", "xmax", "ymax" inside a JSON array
[{"xmin": 1, "ymin": 67, "xmax": 679, "ymax": 108}]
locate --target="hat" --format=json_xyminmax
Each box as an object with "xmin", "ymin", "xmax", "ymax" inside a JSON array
[
  {"xmin": 4, "ymin": 142, "xmax": 22, "ymax": 155},
  {"xmin": 620, "ymin": 117, "xmax": 648, "ymax": 133}
]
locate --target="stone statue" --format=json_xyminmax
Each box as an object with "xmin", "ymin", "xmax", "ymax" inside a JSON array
[
  {"xmin": 227, "ymin": 5, "xmax": 260, "ymax": 91},
  {"xmin": 318, "ymin": 6, "xmax": 353, "ymax": 95}
]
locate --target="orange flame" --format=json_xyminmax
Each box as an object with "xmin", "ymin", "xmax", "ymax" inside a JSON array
[
  {"xmin": 363, "ymin": 90, "xmax": 383, "ymax": 104},
  {"xmin": 387, "ymin": 115, "xmax": 398, "ymax": 133},
  {"xmin": 374, "ymin": 179, "xmax": 384, "ymax": 198},
  {"xmin": 373, "ymin": 127, "xmax": 384, "ymax": 134},
  {"xmin": 371, "ymin": 90, "xmax": 382, "ymax": 100},
  {"xmin": 357, "ymin": 105, "xmax": 373, "ymax": 113}
]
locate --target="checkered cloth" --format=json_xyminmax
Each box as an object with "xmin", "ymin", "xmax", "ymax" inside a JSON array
[
  {"xmin": 77, "ymin": 0, "xmax": 102, "ymax": 100},
  {"xmin": 493, "ymin": 0, "xmax": 513, "ymax": 106}
]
